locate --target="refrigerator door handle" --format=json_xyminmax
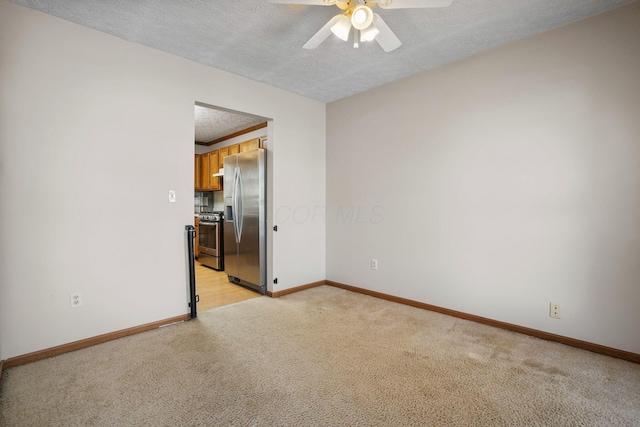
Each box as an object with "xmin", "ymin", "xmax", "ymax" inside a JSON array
[
  {"xmin": 232, "ymin": 167, "xmax": 238, "ymax": 242},
  {"xmin": 233, "ymin": 167, "xmax": 243, "ymax": 243},
  {"xmin": 236, "ymin": 168, "xmax": 244, "ymax": 243}
]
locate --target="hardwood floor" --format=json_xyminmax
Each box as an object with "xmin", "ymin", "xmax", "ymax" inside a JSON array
[{"xmin": 195, "ymin": 261, "xmax": 262, "ymax": 311}]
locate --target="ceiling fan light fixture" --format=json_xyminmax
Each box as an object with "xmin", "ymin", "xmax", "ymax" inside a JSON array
[
  {"xmin": 360, "ymin": 25, "xmax": 380, "ymax": 42},
  {"xmin": 330, "ymin": 15, "xmax": 352, "ymax": 41},
  {"xmin": 350, "ymin": 5, "xmax": 374, "ymax": 30}
]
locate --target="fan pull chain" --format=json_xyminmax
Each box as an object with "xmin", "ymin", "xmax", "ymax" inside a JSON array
[{"xmin": 354, "ymin": 28, "xmax": 359, "ymax": 48}]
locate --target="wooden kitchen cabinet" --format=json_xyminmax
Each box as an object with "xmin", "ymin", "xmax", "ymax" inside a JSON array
[
  {"xmin": 196, "ymin": 150, "xmax": 221, "ymax": 191},
  {"xmin": 201, "ymin": 152, "xmax": 210, "ymax": 190},
  {"xmin": 209, "ymin": 150, "xmax": 221, "ymax": 191},
  {"xmin": 218, "ymin": 146, "xmax": 229, "ymax": 168},
  {"xmin": 219, "ymin": 143, "xmax": 240, "ymax": 169},
  {"xmin": 196, "ymin": 136, "xmax": 265, "ymax": 191},
  {"xmin": 239, "ymin": 138, "xmax": 260, "ymax": 153},
  {"xmin": 195, "ymin": 154, "xmax": 203, "ymax": 191}
]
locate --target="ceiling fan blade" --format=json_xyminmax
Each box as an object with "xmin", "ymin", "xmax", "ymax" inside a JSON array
[
  {"xmin": 377, "ymin": 0, "xmax": 453, "ymax": 9},
  {"xmin": 267, "ymin": 0, "xmax": 336, "ymax": 5},
  {"xmin": 372, "ymin": 14, "xmax": 401, "ymax": 52},
  {"xmin": 303, "ymin": 15, "xmax": 342, "ymax": 49}
]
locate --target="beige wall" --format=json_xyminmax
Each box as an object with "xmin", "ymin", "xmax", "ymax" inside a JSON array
[
  {"xmin": 327, "ymin": 2, "xmax": 640, "ymax": 354},
  {"xmin": 0, "ymin": 0, "xmax": 326, "ymax": 360}
]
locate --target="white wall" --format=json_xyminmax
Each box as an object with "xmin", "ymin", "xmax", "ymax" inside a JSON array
[
  {"xmin": 327, "ymin": 2, "xmax": 640, "ymax": 354},
  {"xmin": 0, "ymin": 0, "xmax": 326, "ymax": 360}
]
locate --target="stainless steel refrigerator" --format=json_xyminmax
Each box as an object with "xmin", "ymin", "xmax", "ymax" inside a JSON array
[{"xmin": 223, "ymin": 148, "xmax": 266, "ymax": 294}]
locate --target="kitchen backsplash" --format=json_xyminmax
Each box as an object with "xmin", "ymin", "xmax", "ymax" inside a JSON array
[{"xmin": 195, "ymin": 191, "xmax": 224, "ymax": 213}]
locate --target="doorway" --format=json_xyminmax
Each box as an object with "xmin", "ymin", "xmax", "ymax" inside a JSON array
[{"xmin": 192, "ymin": 102, "xmax": 270, "ymax": 312}]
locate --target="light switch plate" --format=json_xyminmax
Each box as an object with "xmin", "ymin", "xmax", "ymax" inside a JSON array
[{"xmin": 168, "ymin": 190, "xmax": 176, "ymax": 203}]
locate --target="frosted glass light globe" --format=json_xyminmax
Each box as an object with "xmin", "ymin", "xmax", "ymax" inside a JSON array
[
  {"xmin": 353, "ymin": 9, "xmax": 367, "ymax": 25},
  {"xmin": 351, "ymin": 5, "xmax": 373, "ymax": 30}
]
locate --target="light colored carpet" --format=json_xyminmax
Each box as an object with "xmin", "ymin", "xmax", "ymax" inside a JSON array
[{"xmin": 1, "ymin": 285, "xmax": 639, "ymax": 426}]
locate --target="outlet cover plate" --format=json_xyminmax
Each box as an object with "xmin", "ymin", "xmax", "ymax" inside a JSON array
[
  {"xmin": 70, "ymin": 293, "xmax": 82, "ymax": 308},
  {"xmin": 549, "ymin": 302, "xmax": 561, "ymax": 319}
]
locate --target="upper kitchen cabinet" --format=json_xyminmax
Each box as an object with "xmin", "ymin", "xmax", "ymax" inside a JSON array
[
  {"xmin": 218, "ymin": 147, "xmax": 227, "ymax": 167},
  {"xmin": 219, "ymin": 144, "xmax": 240, "ymax": 168},
  {"xmin": 239, "ymin": 138, "xmax": 260, "ymax": 153},
  {"xmin": 197, "ymin": 137, "xmax": 265, "ymax": 191},
  {"xmin": 218, "ymin": 146, "xmax": 229, "ymax": 169},
  {"xmin": 200, "ymin": 152, "xmax": 210, "ymax": 190},
  {"xmin": 194, "ymin": 154, "xmax": 202, "ymax": 191},
  {"xmin": 209, "ymin": 150, "xmax": 221, "ymax": 191},
  {"xmin": 195, "ymin": 150, "xmax": 221, "ymax": 191}
]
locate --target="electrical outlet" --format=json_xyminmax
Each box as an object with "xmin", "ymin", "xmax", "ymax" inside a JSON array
[
  {"xmin": 70, "ymin": 293, "xmax": 82, "ymax": 308},
  {"xmin": 549, "ymin": 302, "xmax": 561, "ymax": 319},
  {"xmin": 371, "ymin": 259, "xmax": 378, "ymax": 270}
]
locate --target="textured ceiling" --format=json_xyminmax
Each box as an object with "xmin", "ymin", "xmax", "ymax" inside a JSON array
[
  {"xmin": 194, "ymin": 105, "xmax": 267, "ymax": 143},
  {"xmin": 10, "ymin": 0, "xmax": 634, "ymax": 103}
]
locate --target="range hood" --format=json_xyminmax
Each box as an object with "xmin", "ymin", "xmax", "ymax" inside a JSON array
[{"xmin": 212, "ymin": 168, "xmax": 224, "ymax": 177}]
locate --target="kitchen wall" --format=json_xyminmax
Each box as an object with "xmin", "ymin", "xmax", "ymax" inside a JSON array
[
  {"xmin": 0, "ymin": 0, "xmax": 326, "ymax": 360},
  {"xmin": 326, "ymin": 2, "xmax": 640, "ymax": 354}
]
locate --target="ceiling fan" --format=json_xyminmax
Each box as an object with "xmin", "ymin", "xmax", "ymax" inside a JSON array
[{"xmin": 267, "ymin": 0, "xmax": 453, "ymax": 52}]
